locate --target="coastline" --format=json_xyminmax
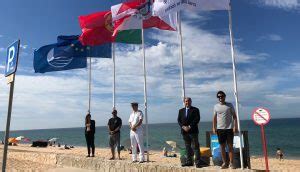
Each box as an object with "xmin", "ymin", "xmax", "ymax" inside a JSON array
[
  {"xmin": 0, "ymin": 144, "xmax": 299, "ymax": 171},
  {"xmin": 2, "ymin": 118, "xmax": 300, "ymax": 158}
]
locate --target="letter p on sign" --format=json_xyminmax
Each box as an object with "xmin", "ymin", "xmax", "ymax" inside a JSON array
[
  {"xmin": 7, "ymin": 47, "xmax": 15, "ymax": 73},
  {"xmin": 5, "ymin": 40, "xmax": 20, "ymax": 77}
]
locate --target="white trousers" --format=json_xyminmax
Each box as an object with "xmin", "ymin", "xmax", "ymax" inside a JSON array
[{"xmin": 130, "ymin": 129, "xmax": 144, "ymax": 161}]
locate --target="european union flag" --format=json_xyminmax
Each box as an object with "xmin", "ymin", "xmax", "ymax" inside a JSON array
[
  {"xmin": 34, "ymin": 35, "xmax": 112, "ymax": 73},
  {"xmin": 34, "ymin": 44, "xmax": 87, "ymax": 73},
  {"xmin": 56, "ymin": 35, "xmax": 112, "ymax": 58}
]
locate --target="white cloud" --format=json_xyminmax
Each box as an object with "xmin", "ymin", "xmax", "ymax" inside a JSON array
[
  {"xmin": 149, "ymin": 23, "xmax": 257, "ymax": 64},
  {"xmin": 266, "ymin": 93, "xmax": 300, "ymax": 105},
  {"xmin": 182, "ymin": 11, "xmax": 210, "ymax": 23},
  {"xmin": 257, "ymin": 34, "xmax": 283, "ymax": 42},
  {"xmin": 283, "ymin": 62, "xmax": 300, "ymax": 77},
  {"xmin": 259, "ymin": 0, "xmax": 299, "ymax": 9},
  {"xmin": 291, "ymin": 62, "xmax": 300, "ymax": 73},
  {"xmin": 20, "ymin": 44, "xmax": 28, "ymax": 50}
]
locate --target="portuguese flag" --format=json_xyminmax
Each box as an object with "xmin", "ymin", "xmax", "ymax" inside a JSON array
[{"xmin": 79, "ymin": 10, "xmax": 141, "ymax": 46}]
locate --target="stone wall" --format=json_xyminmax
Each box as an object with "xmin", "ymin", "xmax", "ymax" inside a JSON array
[
  {"xmin": 9, "ymin": 151, "xmax": 57, "ymax": 165},
  {"xmin": 8, "ymin": 151, "xmax": 252, "ymax": 172}
]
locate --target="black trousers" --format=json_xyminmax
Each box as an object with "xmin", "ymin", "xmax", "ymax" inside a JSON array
[
  {"xmin": 182, "ymin": 133, "xmax": 201, "ymax": 165},
  {"xmin": 85, "ymin": 132, "xmax": 95, "ymax": 155}
]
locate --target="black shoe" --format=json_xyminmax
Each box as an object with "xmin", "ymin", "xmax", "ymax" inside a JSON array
[{"xmin": 182, "ymin": 163, "xmax": 193, "ymax": 167}]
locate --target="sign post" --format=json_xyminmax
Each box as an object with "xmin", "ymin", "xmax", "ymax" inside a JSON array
[
  {"xmin": 2, "ymin": 40, "xmax": 20, "ymax": 172},
  {"xmin": 252, "ymin": 107, "xmax": 271, "ymax": 172}
]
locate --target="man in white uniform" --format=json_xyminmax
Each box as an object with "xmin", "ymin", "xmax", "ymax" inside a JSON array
[{"xmin": 128, "ymin": 102, "xmax": 145, "ymax": 163}]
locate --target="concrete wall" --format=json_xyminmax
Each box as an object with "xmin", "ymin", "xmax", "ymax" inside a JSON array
[
  {"xmin": 9, "ymin": 151, "xmax": 57, "ymax": 165},
  {"xmin": 8, "ymin": 151, "xmax": 251, "ymax": 172}
]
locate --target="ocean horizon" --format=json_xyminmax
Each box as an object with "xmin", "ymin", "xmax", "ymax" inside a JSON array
[
  {"xmin": 5, "ymin": 117, "xmax": 299, "ymax": 132},
  {"xmin": 1, "ymin": 118, "xmax": 299, "ymax": 158}
]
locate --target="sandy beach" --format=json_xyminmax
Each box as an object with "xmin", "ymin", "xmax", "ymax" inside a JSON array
[{"xmin": 0, "ymin": 144, "xmax": 299, "ymax": 171}]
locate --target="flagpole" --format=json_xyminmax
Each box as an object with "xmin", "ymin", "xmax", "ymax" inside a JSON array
[
  {"xmin": 142, "ymin": 27, "xmax": 149, "ymax": 162},
  {"xmin": 177, "ymin": 11, "xmax": 186, "ymax": 102},
  {"xmin": 112, "ymin": 43, "xmax": 116, "ymax": 109},
  {"xmin": 88, "ymin": 57, "xmax": 92, "ymax": 113},
  {"xmin": 228, "ymin": 3, "xmax": 244, "ymax": 169}
]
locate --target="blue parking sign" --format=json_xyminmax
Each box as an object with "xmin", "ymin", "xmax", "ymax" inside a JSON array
[{"xmin": 5, "ymin": 40, "xmax": 20, "ymax": 77}]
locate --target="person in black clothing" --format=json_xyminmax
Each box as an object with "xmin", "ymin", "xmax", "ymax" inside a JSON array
[
  {"xmin": 85, "ymin": 113, "xmax": 95, "ymax": 157},
  {"xmin": 177, "ymin": 97, "xmax": 202, "ymax": 168},
  {"xmin": 108, "ymin": 109, "xmax": 122, "ymax": 160}
]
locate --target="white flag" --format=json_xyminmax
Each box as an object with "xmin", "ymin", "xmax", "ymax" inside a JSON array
[
  {"xmin": 153, "ymin": 0, "xmax": 230, "ymax": 17},
  {"xmin": 111, "ymin": 2, "xmax": 142, "ymax": 35},
  {"xmin": 111, "ymin": 3, "xmax": 139, "ymax": 22},
  {"xmin": 117, "ymin": 15, "xmax": 142, "ymax": 31}
]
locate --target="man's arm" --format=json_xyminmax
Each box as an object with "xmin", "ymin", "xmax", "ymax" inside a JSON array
[
  {"xmin": 213, "ymin": 113, "xmax": 217, "ymax": 134},
  {"xmin": 107, "ymin": 120, "xmax": 116, "ymax": 134},
  {"xmin": 92, "ymin": 120, "xmax": 96, "ymax": 134},
  {"xmin": 132, "ymin": 119, "xmax": 143, "ymax": 130},
  {"xmin": 107, "ymin": 125, "xmax": 114, "ymax": 134},
  {"xmin": 232, "ymin": 110, "xmax": 238, "ymax": 133},
  {"xmin": 113, "ymin": 120, "xmax": 122, "ymax": 132},
  {"xmin": 107, "ymin": 120, "xmax": 112, "ymax": 132},
  {"xmin": 113, "ymin": 126, "xmax": 121, "ymax": 133},
  {"xmin": 189, "ymin": 108, "xmax": 200, "ymax": 128},
  {"xmin": 129, "ymin": 115, "xmax": 133, "ymax": 129},
  {"xmin": 177, "ymin": 109, "xmax": 183, "ymax": 127},
  {"xmin": 107, "ymin": 125, "xmax": 112, "ymax": 132},
  {"xmin": 114, "ymin": 119, "xmax": 122, "ymax": 132}
]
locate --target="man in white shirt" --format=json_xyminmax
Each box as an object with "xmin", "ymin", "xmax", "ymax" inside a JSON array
[
  {"xmin": 213, "ymin": 91, "xmax": 238, "ymax": 169},
  {"xmin": 128, "ymin": 102, "xmax": 145, "ymax": 163}
]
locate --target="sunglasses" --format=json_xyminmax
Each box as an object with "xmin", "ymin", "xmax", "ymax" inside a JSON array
[{"xmin": 217, "ymin": 95, "xmax": 225, "ymax": 98}]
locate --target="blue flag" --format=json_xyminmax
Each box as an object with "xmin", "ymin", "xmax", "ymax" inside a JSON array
[
  {"xmin": 34, "ymin": 44, "xmax": 87, "ymax": 73},
  {"xmin": 56, "ymin": 35, "xmax": 112, "ymax": 58},
  {"xmin": 34, "ymin": 35, "xmax": 112, "ymax": 73}
]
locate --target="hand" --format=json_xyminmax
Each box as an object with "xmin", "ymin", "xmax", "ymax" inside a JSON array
[
  {"xmin": 212, "ymin": 128, "xmax": 216, "ymax": 134},
  {"xmin": 182, "ymin": 126, "xmax": 189, "ymax": 132},
  {"xmin": 233, "ymin": 127, "xmax": 238, "ymax": 133},
  {"xmin": 186, "ymin": 126, "xmax": 191, "ymax": 132},
  {"xmin": 131, "ymin": 126, "xmax": 136, "ymax": 131}
]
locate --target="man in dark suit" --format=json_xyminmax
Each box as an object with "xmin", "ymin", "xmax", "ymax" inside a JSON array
[{"xmin": 177, "ymin": 97, "xmax": 201, "ymax": 168}]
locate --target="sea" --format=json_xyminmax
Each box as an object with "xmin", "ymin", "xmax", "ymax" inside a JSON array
[{"xmin": 1, "ymin": 118, "xmax": 299, "ymax": 159}]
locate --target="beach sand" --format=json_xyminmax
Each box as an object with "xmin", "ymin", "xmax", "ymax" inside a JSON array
[{"xmin": 0, "ymin": 144, "xmax": 299, "ymax": 171}]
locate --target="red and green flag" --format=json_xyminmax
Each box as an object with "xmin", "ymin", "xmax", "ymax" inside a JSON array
[{"xmin": 79, "ymin": 10, "xmax": 142, "ymax": 46}]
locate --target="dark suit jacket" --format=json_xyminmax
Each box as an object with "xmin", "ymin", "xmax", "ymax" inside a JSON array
[
  {"xmin": 85, "ymin": 120, "xmax": 95, "ymax": 135},
  {"xmin": 177, "ymin": 106, "xmax": 200, "ymax": 134}
]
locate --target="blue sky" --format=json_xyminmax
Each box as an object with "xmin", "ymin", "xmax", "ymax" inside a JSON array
[{"xmin": 0, "ymin": 0, "xmax": 299, "ymax": 130}]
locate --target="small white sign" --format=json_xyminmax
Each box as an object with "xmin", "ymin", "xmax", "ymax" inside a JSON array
[
  {"xmin": 252, "ymin": 108, "xmax": 271, "ymax": 125},
  {"xmin": 233, "ymin": 135, "xmax": 244, "ymax": 148}
]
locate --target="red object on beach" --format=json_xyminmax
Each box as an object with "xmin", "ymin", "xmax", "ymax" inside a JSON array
[{"xmin": 252, "ymin": 107, "xmax": 270, "ymax": 171}]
